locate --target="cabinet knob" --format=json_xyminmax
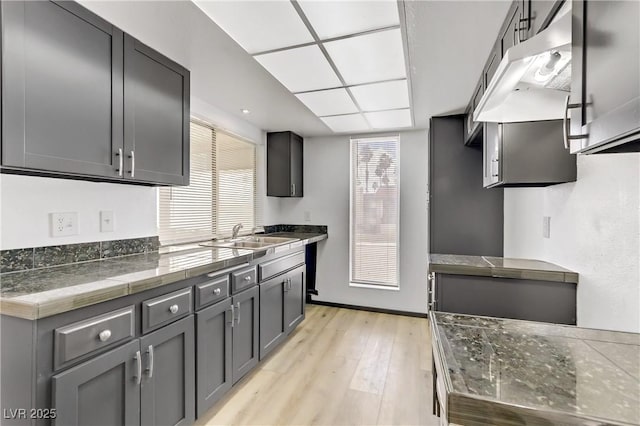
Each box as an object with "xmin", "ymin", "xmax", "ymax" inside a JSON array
[
  {"xmin": 214, "ymin": 288, "xmax": 221, "ymax": 295},
  {"xmin": 98, "ymin": 329, "xmax": 112, "ymax": 342},
  {"xmin": 169, "ymin": 304, "xmax": 179, "ymax": 314},
  {"xmin": 244, "ymin": 276, "xmax": 251, "ymax": 282}
]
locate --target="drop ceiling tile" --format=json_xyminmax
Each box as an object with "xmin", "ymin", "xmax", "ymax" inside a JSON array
[
  {"xmin": 365, "ymin": 109, "xmax": 412, "ymax": 129},
  {"xmin": 350, "ymin": 80, "xmax": 410, "ymax": 111},
  {"xmin": 296, "ymin": 88, "xmax": 358, "ymax": 116},
  {"xmin": 324, "ymin": 28, "xmax": 406, "ymax": 85},
  {"xmin": 321, "ymin": 114, "xmax": 369, "ymax": 133},
  {"xmin": 193, "ymin": 1, "xmax": 313, "ymax": 54},
  {"xmin": 255, "ymin": 45, "xmax": 342, "ymax": 93},
  {"xmin": 298, "ymin": 0, "xmax": 399, "ymax": 40}
]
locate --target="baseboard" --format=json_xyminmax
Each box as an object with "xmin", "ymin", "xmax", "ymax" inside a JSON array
[{"xmin": 308, "ymin": 300, "xmax": 427, "ymax": 318}]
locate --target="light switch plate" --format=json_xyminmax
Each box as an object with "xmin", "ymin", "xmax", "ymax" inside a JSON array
[
  {"xmin": 50, "ymin": 212, "xmax": 78, "ymax": 237},
  {"xmin": 543, "ymin": 216, "xmax": 551, "ymax": 238},
  {"xmin": 100, "ymin": 211, "xmax": 115, "ymax": 232},
  {"xmin": 304, "ymin": 211, "xmax": 311, "ymax": 222}
]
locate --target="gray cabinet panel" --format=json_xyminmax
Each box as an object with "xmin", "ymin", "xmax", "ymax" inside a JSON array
[
  {"xmin": 284, "ymin": 266, "xmax": 305, "ymax": 334},
  {"xmin": 123, "ymin": 35, "xmax": 190, "ymax": 185},
  {"xmin": 259, "ymin": 276, "xmax": 286, "ymax": 360},
  {"xmin": 231, "ymin": 286, "xmax": 259, "ymax": 384},
  {"xmin": 140, "ymin": 315, "xmax": 195, "ymax": 426},
  {"xmin": 290, "ymin": 132, "xmax": 304, "ymax": 197},
  {"xmin": 196, "ymin": 299, "xmax": 232, "ymax": 417},
  {"xmin": 570, "ymin": 0, "xmax": 640, "ymax": 153},
  {"xmin": 266, "ymin": 131, "xmax": 303, "ymax": 197},
  {"xmin": 1, "ymin": 0, "xmax": 123, "ymax": 178},
  {"xmin": 52, "ymin": 340, "xmax": 140, "ymax": 426}
]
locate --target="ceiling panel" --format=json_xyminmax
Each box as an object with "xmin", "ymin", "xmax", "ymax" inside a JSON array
[
  {"xmin": 365, "ymin": 109, "xmax": 412, "ymax": 129},
  {"xmin": 296, "ymin": 88, "xmax": 358, "ymax": 117},
  {"xmin": 350, "ymin": 80, "xmax": 410, "ymax": 112},
  {"xmin": 255, "ymin": 45, "xmax": 342, "ymax": 93},
  {"xmin": 321, "ymin": 114, "xmax": 370, "ymax": 133},
  {"xmin": 193, "ymin": 1, "xmax": 313, "ymax": 54},
  {"xmin": 298, "ymin": 0, "xmax": 399, "ymax": 40},
  {"xmin": 324, "ymin": 28, "xmax": 406, "ymax": 86}
]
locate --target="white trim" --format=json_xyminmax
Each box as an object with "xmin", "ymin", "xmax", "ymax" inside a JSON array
[{"xmin": 349, "ymin": 282, "xmax": 400, "ymax": 292}]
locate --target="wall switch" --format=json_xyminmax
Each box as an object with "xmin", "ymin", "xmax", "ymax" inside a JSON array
[
  {"xmin": 304, "ymin": 211, "xmax": 311, "ymax": 223},
  {"xmin": 50, "ymin": 212, "xmax": 78, "ymax": 237},
  {"xmin": 100, "ymin": 211, "xmax": 115, "ymax": 232},
  {"xmin": 543, "ymin": 216, "xmax": 551, "ymax": 238}
]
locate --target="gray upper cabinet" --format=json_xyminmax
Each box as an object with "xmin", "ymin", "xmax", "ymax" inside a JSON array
[
  {"xmin": 569, "ymin": 0, "xmax": 640, "ymax": 153},
  {"xmin": 464, "ymin": 78, "xmax": 484, "ymax": 146},
  {"xmin": 124, "ymin": 35, "xmax": 190, "ymax": 185},
  {"xmin": 231, "ymin": 285, "xmax": 259, "ymax": 384},
  {"xmin": 140, "ymin": 316, "xmax": 195, "ymax": 426},
  {"xmin": 284, "ymin": 266, "xmax": 305, "ymax": 334},
  {"xmin": 52, "ymin": 340, "xmax": 141, "ymax": 426},
  {"xmin": 483, "ymin": 120, "xmax": 576, "ymax": 188},
  {"xmin": 196, "ymin": 298, "xmax": 233, "ymax": 417},
  {"xmin": 529, "ymin": 0, "xmax": 559, "ymax": 35},
  {"xmin": 1, "ymin": 1, "xmax": 123, "ymax": 178},
  {"xmin": 267, "ymin": 131, "xmax": 303, "ymax": 197}
]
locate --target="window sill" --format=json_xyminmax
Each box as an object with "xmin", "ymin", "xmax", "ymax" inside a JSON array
[{"xmin": 349, "ymin": 282, "xmax": 400, "ymax": 291}]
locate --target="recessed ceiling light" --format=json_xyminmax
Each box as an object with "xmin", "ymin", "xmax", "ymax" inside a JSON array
[
  {"xmin": 365, "ymin": 109, "xmax": 413, "ymax": 129},
  {"xmin": 295, "ymin": 88, "xmax": 358, "ymax": 116},
  {"xmin": 241, "ymin": 109, "xmax": 251, "ymax": 114},
  {"xmin": 350, "ymin": 80, "xmax": 410, "ymax": 111}
]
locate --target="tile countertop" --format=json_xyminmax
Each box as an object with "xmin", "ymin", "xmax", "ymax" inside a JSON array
[
  {"xmin": 429, "ymin": 253, "xmax": 579, "ymax": 284},
  {"xmin": 0, "ymin": 232, "xmax": 327, "ymax": 320},
  {"xmin": 431, "ymin": 312, "xmax": 640, "ymax": 426}
]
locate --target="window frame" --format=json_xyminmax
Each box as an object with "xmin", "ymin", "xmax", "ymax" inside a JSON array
[{"xmin": 348, "ymin": 134, "xmax": 401, "ymax": 290}]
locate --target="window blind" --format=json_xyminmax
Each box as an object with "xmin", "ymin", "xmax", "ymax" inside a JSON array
[
  {"xmin": 350, "ymin": 136, "xmax": 400, "ymax": 287},
  {"xmin": 159, "ymin": 119, "xmax": 260, "ymax": 245}
]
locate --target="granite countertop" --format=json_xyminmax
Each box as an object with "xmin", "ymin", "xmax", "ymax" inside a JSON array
[
  {"xmin": 429, "ymin": 253, "xmax": 579, "ymax": 284},
  {"xmin": 0, "ymin": 232, "xmax": 327, "ymax": 320},
  {"xmin": 431, "ymin": 312, "xmax": 640, "ymax": 425}
]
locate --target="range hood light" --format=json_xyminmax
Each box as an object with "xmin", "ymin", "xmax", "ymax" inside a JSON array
[{"xmin": 534, "ymin": 51, "xmax": 562, "ymax": 82}]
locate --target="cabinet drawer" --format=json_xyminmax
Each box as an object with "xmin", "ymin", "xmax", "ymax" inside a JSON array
[
  {"xmin": 54, "ymin": 306, "xmax": 135, "ymax": 370},
  {"xmin": 259, "ymin": 251, "xmax": 305, "ymax": 282},
  {"xmin": 231, "ymin": 266, "xmax": 257, "ymax": 294},
  {"xmin": 142, "ymin": 288, "xmax": 192, "ymax": 333},
  {"xmin": 195, "ymin": 275, "xmax": 229, "ymax": 310}
]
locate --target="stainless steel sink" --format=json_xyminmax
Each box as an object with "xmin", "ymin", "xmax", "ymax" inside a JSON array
[{"xmin": 199, "ymin": 236, "xmax": 299, "ymax": 250}]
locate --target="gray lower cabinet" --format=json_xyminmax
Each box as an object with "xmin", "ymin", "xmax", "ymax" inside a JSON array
[
  {"xmin": 231, "ymin": 286, "xmax": 259, "ymax": 384},
  {"xmin": 284, "ymin": 266, "xmax": 305, "ymax": 334},
  {"xmin": 140, "ymin": 316, "xmax": 195, "ymax": 426},
  {"xmin": 1, "ymin": 0, "xmax": 123, "ymax": 178},
  {"xmin": 259, "ymin": 276, "xmax": 287, "ymax": 360},
  {"xmin": 52, "ymin": 340, "xmax": 141, "ymax": 426},
  {"xmin": 52, "ymin": 315, "xmax": 195, "ymax": 426},
  {"xmin": 196, "ymin": 298, "xmax": 233, "ymax": 417},
  {"xmin": 569, "ymin": 0, "xmax": 640, "ymax": 153}
]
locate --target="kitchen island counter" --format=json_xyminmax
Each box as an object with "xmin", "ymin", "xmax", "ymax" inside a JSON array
[{"xmin": 430, "ymin": 311, "xmax": 640, "ymax": 425}]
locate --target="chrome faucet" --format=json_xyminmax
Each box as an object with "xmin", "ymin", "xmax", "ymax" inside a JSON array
[{"xmin": 231, "ymin": 223, "xmax": 243, "ymax": 239}]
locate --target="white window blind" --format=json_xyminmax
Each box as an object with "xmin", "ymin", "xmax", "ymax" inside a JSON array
[
  {"xmin": 350, "ymin": 136, "xmax": 400, "ymax": 287},
  {"xmin": 159, "ymin": 119, "xmax": 260, "ymax": 245}
]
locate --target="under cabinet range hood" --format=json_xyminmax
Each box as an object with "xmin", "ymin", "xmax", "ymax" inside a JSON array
[{"xmin": 474, "ymin": 8, "xmax": 571, "ymax": 123}]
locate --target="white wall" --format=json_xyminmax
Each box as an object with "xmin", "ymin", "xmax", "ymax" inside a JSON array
[
  {"xmin": 269, "ymin": 130, "xmax": 429, "ymax": 314},
  {"xmin": 504, "ymin": 153, "xmax": 640, "ymax": 333}
]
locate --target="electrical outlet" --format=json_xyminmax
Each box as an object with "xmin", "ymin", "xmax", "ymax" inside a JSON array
[
  {"xmin": 50, "ymin": 212, "xmax": 78, "ymax": 237},
  {"xmin": 100, "ymin": 211, "xmax": 115, "ymax": 232},
  {"xmin": 304, "ymin": 211, "xmax": 311, "ymax": 223},
  {"xmin": 543, "ymin": 216, "xmax": 551, "ymax": 239}
]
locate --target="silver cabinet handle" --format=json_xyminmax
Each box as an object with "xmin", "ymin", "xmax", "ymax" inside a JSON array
[
  {"xmin": 128, "ymin": 150, "xmax": 135, "ymax": 178},
  {"xmin": 146, "ymin": 345, "xmax": 154, "ymax": 379},
  {"xmin": 229, "ymin": 304, "xmax": 235, "ymax": 328},
  {"xmin": 134, "ymin": 350, "xmax": 142, "ymax": 385},
  {"xmin": 214, "ymin": 288, "xmax": 221, "ymax": 296},
  {"xmin": 169, "ymin": 304, "xmax": 179, "ymax": 314},
  {"xmin": 235, "ymin": 302, "xmax": 241, "ymax": 326},
  {"xmin": 291, "ymin": 183, "xmax": 295, "ymax": 196},
  {"xmin": 98, "ymin": 329, "xmax": 112, "ymax": 342},
  {"xmin": 563, "ymin": 95, "xmax": 589, "ymax": 150},
  {"xmin": 288, "ymin": 278, "xmax": 292, "ymax": 291},
  {"xmin": 116, "ymin": 148, "xmax": 123, "ymax": 177},
  {"xmin": 206, "ymin": 272, "xmax": 218, "ymax": 278},
  {"xmin": 283, "ymin": 278, "xmax": 289, "ymax": 292}
]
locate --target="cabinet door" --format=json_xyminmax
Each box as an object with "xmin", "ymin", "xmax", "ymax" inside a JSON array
[
  {"xmin": 284, "ymin": 266, "xmax": 305, "ymax": 334},
  {"xmin": 231, "ymin": 286, "xmax": 259, "ymax": 384},
  {"xmin": 124, "ymin": 35, "xmax": 190, "ymax": 185},
  {"xmin": 483, "ymin": 122, "xmax": 501, "ymax": 188},
  {"xmin": 259, "ymin": 276, "xmax": 286, "ymax": 359},
  {"xmin": 1, "ymin": 1, "xmax": 124, "ymax": 178},
  {"xmin": 140, "ymin": 316, "xmax": 195, "ymax": 426},
  {"xmin": 484, "ymin": 46, "xmax": 500, "ymax": 89},
  {"xmin": 52, "ymin": 340, "xmax": 140, "ymax": 426},
  {"xmin": 570, "ymin": 0, "xmax": 640, "ymax": 153},
  {"xmin": 501, "ymin": 6, "xmax": 519, "ymax": 56},
  {"xmin": 290, "ymin": 133, "xmax": 304, "ymax": 197},
  {"xmin": 196, "ymin": 299, "xmax": 232, "ymax": 417}
]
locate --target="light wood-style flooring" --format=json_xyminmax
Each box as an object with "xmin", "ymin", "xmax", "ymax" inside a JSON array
[{"xmin": 196, "ymin": 304, "xmax": 440, "ymax": 426}]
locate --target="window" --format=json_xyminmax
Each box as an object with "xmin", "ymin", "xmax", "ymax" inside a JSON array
[
  {"xmin": 350, "ymin": 136, "xmax": 400, "ymax": 288},
  {"xmin": 159, "ymin": 119, "xmax": 260, "ymax": 245}
]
